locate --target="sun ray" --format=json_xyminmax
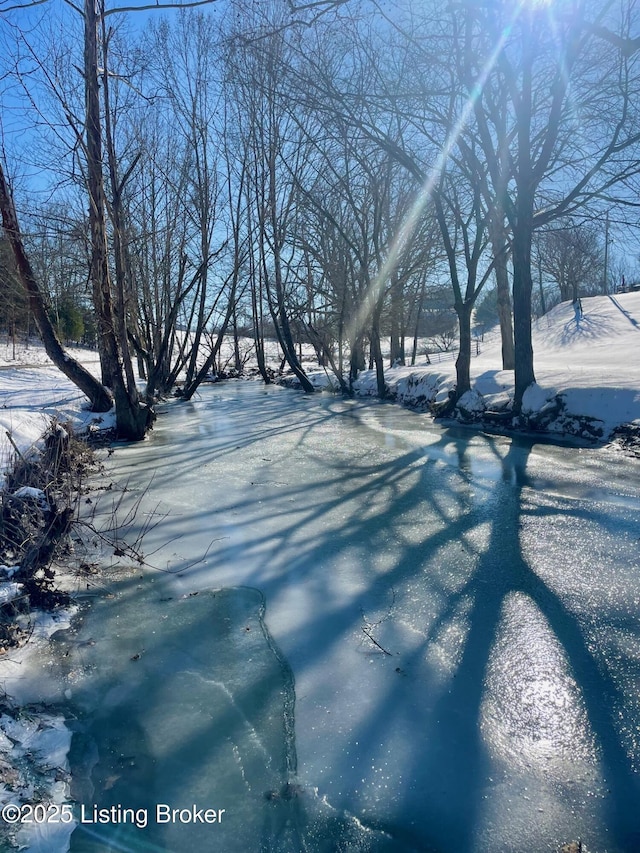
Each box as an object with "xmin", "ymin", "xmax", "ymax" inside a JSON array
[{"xmin": 345, "ymin": 3, "xmax": 527, "ymax": 360}]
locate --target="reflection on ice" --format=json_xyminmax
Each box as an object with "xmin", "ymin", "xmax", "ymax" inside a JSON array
[{"xmin": 483, "ymin": 592, "xmax": 596, "ymax": 767}]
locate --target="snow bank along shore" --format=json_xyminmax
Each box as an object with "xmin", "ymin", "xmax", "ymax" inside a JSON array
[
  {"xmin": 0, "ymin": 344, "xmax": 109, "ymax": 852},
  {"xmin": 300, "ymin": 294, "xmax": 640, "ymax": 450}
]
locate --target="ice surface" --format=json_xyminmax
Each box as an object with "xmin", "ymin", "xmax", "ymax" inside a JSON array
[
  {"xmin": 52, "ymin": 584, "xmax": 398, "ymax": 852},
  {"xmin": 58, "ymin": 587, "xmax": 299, "ymax": 850},
  {"xmin": 45, "ymin": 382, "xmax": 640, "ymax": 853}
]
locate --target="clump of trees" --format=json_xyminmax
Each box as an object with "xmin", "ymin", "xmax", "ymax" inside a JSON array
[
  {"xmin": 0, "ymin": 237, "xmax": 30, "ymax": 344},
  {"xmin": 2, "ymin": 0, "xmax": 639, "ymax": 433}
]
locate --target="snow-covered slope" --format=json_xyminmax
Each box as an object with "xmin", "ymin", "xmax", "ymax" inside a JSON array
[{"xmin": 348, "ymin": 292, "xmax": 640, "ymax": 441}]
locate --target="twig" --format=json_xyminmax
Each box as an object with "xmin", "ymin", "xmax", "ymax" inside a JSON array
[
  {"xmin": 5, "ymin": 431, "xmax": 26, "ymax": 464},
  {"xmin": 360, "ymin": 588, "xmax": 396, "ymax": 655},
  {"xmin": 361, "ymin": 626, "xmax": 392, "ymax": 655},
  {"xmin": 146, "ymin": 537, "xmax": 229, "ymax": 574}
]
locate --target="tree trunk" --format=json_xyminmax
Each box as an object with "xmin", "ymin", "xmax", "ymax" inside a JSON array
[
  {"xmin": 454, "ymin": 300, "xmax": 473, "ymax": 399},
  {"xmin": 84, "ymin": 0, "xmax": 150, "ymax": 440},
  {"xmin": 411, "ymin": 279, "xmax": 427, "ymax": 366},
  {"xmin": 512, "ymin": 209, "xmax": 536, "ymax": 411},
  {"xmin": 349, "ymin": 335, "xmax": 366, "ymax": 386},
  {"xmin": 101, "ymin": 21, "xmax": 140, "ymax": 405},
  {"xmin": 371, "ymin": 303, "xmax": 386, "ymax": 399},
  {"xmin": 511, "ymin": 20, "xmax": 536, "ymax": 413},
  {"xmin": 490, "ymin": 218, "xmax": 515, "ymax": 370},
  {"xmin": 389, "ymin": 275, "xmax": 405, "ymax": 366},
  {"xmin": 0, "ymin": 161, "xmax": 113, "ymax": 412},
  {"xmin": 263, "ymin": 140, "xmax": 314, "ymax": 393},
  {"xmin": 85, "ymin": 0, "xmax": 115, "ymax": 390},
  {"xmin": 232, "ymin": 305, "xmax": 242, "ymax": 373},
  {"xmin": 252, "ymin": 262, "xmax": 270, "ymax": 385},
  {"xmin": 537, "ymin": 255, "xmax": 547, "ymax": 316}
]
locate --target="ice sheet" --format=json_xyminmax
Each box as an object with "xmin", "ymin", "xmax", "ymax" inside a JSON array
[{"xmin": 41, "ymin": 384, "xmax": 640, "ymax": 851}]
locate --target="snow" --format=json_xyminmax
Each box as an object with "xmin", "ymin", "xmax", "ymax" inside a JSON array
[
  {"xmin": 12, "ymin": 487, "xmax": 50, "ymax": 511},
  {"xmin": 341, "ymin": 292, "xmax": 640, "ymax": 439},
  {"xmin": 0, "ymin": 568, "xmax": 22, "ymax": 654},
  {"xmin": 0, "ymin": 345, "xmax": 114, "ymax": 486},
  {"xmin": 0, "ymin": 565, "xmax": 19, "ymax": 578},
  {"xmin": 0, "ymin": 582, "xmax": 22, "ymax": 604},
  {"xmin": 456, "ymin": 387, "xmax": 486, "ymax": 415},
  {"xmin": 521, "ymin": 382, "xmax": 556, "ymax": 414},
  {"xmin": 0, "ymin": 712, "xmax": 74, "ymax": 853}
]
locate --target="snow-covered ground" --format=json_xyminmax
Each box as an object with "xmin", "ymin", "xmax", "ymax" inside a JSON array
[
  {"xmin": 2, "ymin": 292, "xmax": 640, "ymax": 468},
  {"xmin": 0, "ymin": 342, "xmax": 110, "ymax": 485}
]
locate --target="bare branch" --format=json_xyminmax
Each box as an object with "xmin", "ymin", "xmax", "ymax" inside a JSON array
[
  {"xmin": 0, "ymin": 0, "xmax": 49, "ymax": 11},
  {"xmin": 361, "ymin": 626, "xmax": 392, "ymax": 656},
  {"xmin": 287, "ymin": 0, "xmax": 346, "ymax": 10},
  {"xmin": 585, "ymin": 24, "xmax": 640, "ymax": 57},
  {"xmin": 103, "ymin": 0, "xmax": 218, "ymax": 15},
  {"xmin": 61, "ymin": 0, "xmax": 83, "ymax": 13},
  {"xmin": 6, "ymin": 0, "xmax": 222, "ymax": 15}
]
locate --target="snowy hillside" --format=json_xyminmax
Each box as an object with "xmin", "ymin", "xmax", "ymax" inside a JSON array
[{"xmin": 350, "ymin": 292, "xmax": 640, "ymax": 441}]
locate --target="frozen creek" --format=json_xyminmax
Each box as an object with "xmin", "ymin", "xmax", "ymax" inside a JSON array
[{"xmin": 21, "ymin": 383, "xmax": 640, "ymax": 851}]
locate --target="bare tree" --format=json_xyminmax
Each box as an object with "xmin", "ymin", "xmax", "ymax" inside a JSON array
[
  {"xmin": 228, "ymin": 6, "xmax": 316, "ymax": 392},
  {"xmin": 82, "ymin": 0, "xmax": 154, "ymax": 438},
  {"xmin": 536, "ymin": 221, "xmax": 605, "ymax": 304},
  {"xmin": 0, "ymin": 160, "xmax": 113, "ymax": 411},
  {"xmin": 432, "ymin": 169, "xmax": 495, "ymax": 400},
  {"xmin": 2, "ymin": 0, "xmax": 222, "ymax": 437},
  {"xmin": 459, "ymin": 0, "xmax": 640, "ymax": 407},
  {"xmin": 274, "ymin": 16, "xmax": 440, "ymax": 395}
]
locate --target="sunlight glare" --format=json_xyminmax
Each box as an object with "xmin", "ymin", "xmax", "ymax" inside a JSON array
[
  {"xmin": 345, "ymin": 4, "xmax": 522, "ymax": 351},
  {"xmin": 482, "ymin": 592, "xmax": 596, "ymax": 768},
  {"xmin": 345, "ymin": 0, "xmax": 560, "ymax": 353}
]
